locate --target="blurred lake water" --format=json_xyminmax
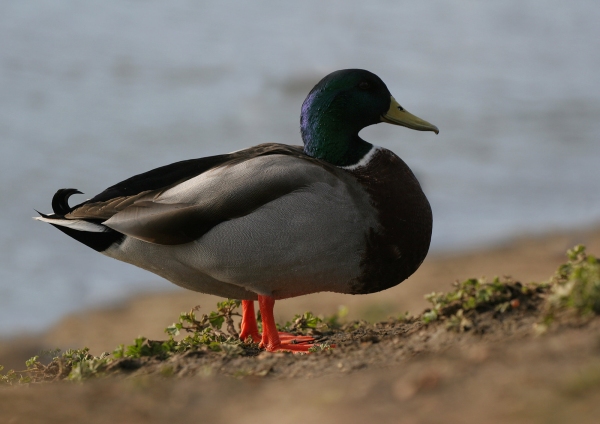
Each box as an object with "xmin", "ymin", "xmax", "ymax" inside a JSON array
[{"xmin": 1, "ymin": 1, "xmax": 599, "ymax": 335}]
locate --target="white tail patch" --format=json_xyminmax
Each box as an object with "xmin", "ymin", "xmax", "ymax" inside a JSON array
[{"xmin": 34, "ymin": 216, "xmax": 108, "ymax": 233}]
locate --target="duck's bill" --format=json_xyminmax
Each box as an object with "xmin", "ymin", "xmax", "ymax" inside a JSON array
[{"xmin": 381, "ymin": 96, "xmax": 439, "ymax": 134}]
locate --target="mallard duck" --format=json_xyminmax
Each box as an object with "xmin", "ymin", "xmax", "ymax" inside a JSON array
[{"xmin": 36, "ymin": 69, "xmax": 438, "ymax": 352}]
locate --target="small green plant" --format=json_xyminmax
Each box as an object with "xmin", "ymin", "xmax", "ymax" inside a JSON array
[
  {"xmin": 445, "ymin": 309, "xmax": 473, "ymax": 332},
  {"xmin": 0, "ymin": 347, "xmax": 113, "ymax": 384},
  {"xmin": 112, "ymin": 337, "xmax": 178, "ymax": 359},
  {"xmin": 278, "ymin": 311, "xmax": 324, "ymax": 334},
  {"xmin": 113, "ymin": 299, "xmax": 251, "ymax": 360},
  {"xmin": 68, "ymin": 352, "xmax": 112, "ymax": 381},
  {"xmin": 542, "ymin": 245, "xmax": 600, "ymax": 326},
  {"xmin": 422, "ymin": 275, "xmax": 538, "ymax": 331},
  {"xmin": 165, "ymin": 299, "xmax": 241, "ymax": 338},
  {"xmin": 0, "ymin": 366, "xmax": 19, "ymax": 385},
  {"xmin": 277, "ymin": 306, "xmax": 348, "ymax": 335}
]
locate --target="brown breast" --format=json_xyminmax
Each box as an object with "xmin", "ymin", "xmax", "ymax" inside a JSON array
[{"xmin": 347, "ymin": 148, "xmax": 433, "ymax": 294}]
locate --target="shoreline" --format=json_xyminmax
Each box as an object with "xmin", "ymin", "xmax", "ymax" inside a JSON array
[{"xmin": 1, "ymin": 224, "xmax": 599, "ymax": 370}]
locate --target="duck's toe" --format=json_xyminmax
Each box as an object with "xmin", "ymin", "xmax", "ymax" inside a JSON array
[
  {"xmin": 262, "ymin": 342, "xmax": 314, "ymax": 353},
  {"xmin": 278, "ymin": 333, "xmax": 315, "ymax": 344}
]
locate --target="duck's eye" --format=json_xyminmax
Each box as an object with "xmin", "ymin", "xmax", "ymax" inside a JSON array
[{"xmin": 358, "ymin": 82, "xmax": 370, "ymax": 90}]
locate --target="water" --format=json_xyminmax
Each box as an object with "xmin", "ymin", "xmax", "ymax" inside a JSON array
[{"xmin": 1, "ymin": 0, "xmax": 599, "ymax": 336}]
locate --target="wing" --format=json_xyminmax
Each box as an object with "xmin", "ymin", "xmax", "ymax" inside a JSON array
[
  {"xmin": 67, "ymin": 146, "xmax": 342, "ymax": 245},
  {"xmin": 72, "ymin": 143, "xmax": 306, "ymax": 207}
]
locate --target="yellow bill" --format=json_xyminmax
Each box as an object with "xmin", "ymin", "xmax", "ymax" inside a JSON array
[{"xmin": 381, "ymin": 96, "xmax": 439, "ymax": 134}]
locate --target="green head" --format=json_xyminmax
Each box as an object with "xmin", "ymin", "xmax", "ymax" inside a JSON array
[{"xmin": 301, "ymin": 69, "xmax": 438, "ymax": 167}]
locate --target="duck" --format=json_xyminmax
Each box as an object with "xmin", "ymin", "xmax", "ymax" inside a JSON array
[{"xmin": 35, "ymin": 69, "xmax": 438, "ymax": 352}]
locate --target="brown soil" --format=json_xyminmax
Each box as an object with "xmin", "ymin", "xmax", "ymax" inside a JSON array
[{"xmin": 1, "ymin": 226, "xmax": 600, "ymax": 423}]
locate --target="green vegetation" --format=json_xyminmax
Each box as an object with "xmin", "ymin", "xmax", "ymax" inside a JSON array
[
  {"xmin": 421, "ymin": 245, "xmax": 600, "ymax": 332},
  {"xmin": 277, "ymin": 305, "xmax": 349, "ymax": 335},
  {"xmin": 422, "ymin": 275, "xmax": 543, "ymax": 331},
  {"xmin": 110, "ymin": 298, "xmax": 252, "ymax": 361},
  {"xmin": 547, "ymin": 245, "xmax": 600, "ymax": 315},
  {"xmin": 1, "ymin": 347, "xmax": 111, "ymax": 384},
  {"xmin": 1, "ymin": 245, "xmax": 599, "ymax": 385},
  {"xmin": 0, "ymin": 299, "xmax": 341, "ymax": 385},
  {"xmin": 540, "ymin": 245, "xmax": 600, "ymax": 329}
]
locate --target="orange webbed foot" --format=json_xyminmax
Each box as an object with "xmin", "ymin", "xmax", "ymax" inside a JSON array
[
  {"xmin": 258, "ymin": 295, "xmax": 317, "ymax": 354},
  {"xmin": 241, "ymin": 296, "xmax": 334, "ymax": 353},
  {"xmin": 278, "ymin": 332, "xmax": 316, "ymax": 344},
  {"xmin": 261, "ymin": 340, "xmax": 314, "ymax": 353}
]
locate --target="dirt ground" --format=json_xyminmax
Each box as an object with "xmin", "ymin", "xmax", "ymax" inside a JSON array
[{"xmin": 1, "ymin": 225, "xmax": 600, "ymax": 423}]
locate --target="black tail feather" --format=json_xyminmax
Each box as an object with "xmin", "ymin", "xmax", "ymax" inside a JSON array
[
  {"xmin": 34, "ymin": 209, "xmax": 50, "ymax": 218},
  {"xmin": 51, "ymin": 188, "xmax": 83, "ymax": 216},
  {"xmin": 49, "ymin": 223, "xmax": 125, "ymax": 252}
]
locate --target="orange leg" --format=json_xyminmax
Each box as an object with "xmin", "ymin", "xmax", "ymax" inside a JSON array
[
  {"xmin": 239, "ymin": 300, "xmax": 261, "ymax": 343},
  {"xmin": 257, "ymin": 295, "xmax": 313, "ymax": 353},
  {"xmin": 239, "ymin": 298, "xmax": 316, "ymax": 350}
]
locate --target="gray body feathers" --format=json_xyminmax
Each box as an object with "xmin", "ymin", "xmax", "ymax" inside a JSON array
[{"xmin": 69, "ymin": 151, "xmax": 378, "ymax": 299}]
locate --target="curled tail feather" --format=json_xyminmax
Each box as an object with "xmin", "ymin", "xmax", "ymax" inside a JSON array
[{"xmin": 51, "ymin": 188, "xmax": 83, "ymax": 216}]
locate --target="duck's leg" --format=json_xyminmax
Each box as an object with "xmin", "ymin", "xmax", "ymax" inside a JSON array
[
  {"xmin": 239, "ymin": 300, "xmax": 261, "ymax": 343},
  {"xmin": 257, "ymin": 295, "xmax": 313, "ymax": 352}
]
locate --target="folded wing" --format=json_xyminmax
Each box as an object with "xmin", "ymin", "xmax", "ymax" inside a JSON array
[{"xmin": 67, "ymin": 151, "xmax": 342, "ymax": 245}]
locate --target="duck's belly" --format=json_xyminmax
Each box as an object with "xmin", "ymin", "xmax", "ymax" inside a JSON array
[{"xmin": 104, "ymin": 182, "xmax": 378, "ymax": 300}]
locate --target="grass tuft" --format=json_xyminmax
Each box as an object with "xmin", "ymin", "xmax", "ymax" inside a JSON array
[
  {"xmin": 547, "ymin": 245, "xmax": 600, "ymax": 315},
  {"xmin": 539, "ymin": 245, "xmax": 600, "ymax": 330},
  {"xmin": 422, "ymin": 275, "xmax": 542, "ymax": 331}
]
